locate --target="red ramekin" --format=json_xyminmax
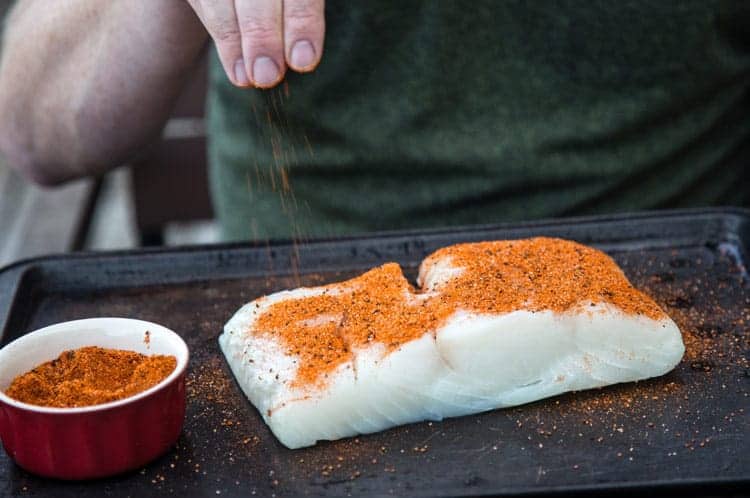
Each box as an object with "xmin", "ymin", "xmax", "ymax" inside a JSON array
[{"xmin": 0, "ymin": 318, "xmax": 189, "ymax": 480}]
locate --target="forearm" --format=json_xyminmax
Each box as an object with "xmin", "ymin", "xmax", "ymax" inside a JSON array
[{"xmin": 0, "ymin": 0, "xmax": 208, "ymax": 184}]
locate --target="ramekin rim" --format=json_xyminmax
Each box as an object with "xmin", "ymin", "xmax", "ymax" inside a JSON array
[{"xmin": 0, "ymin": 317, "xmax": 189, "ymax": 414}]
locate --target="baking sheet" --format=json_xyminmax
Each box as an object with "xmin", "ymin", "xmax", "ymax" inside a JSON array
[{"xmin": 0, "ymin": 209, "xmax": 748, "ymax": 497}]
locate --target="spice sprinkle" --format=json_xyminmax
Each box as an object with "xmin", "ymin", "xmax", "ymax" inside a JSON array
[{"xmin": 253, "ymin": 237, "xmax": 668, "ymax": 387}]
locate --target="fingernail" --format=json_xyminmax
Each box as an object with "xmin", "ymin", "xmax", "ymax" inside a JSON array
[
  {"xmin": 290, "ymin": 40, "xmax": 316, "ymax": 70},
  {"xmin": 252, "ymin": 56, "xmax": 280, "ymax": 87},
  {"xmin": 234, "ymin": 59, "xmax": 249, "ymax": 86}
]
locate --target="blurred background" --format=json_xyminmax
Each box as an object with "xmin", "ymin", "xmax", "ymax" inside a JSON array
[{"xmin": 0, "ymin": 0, "xmax": 218, "ymax": 267}]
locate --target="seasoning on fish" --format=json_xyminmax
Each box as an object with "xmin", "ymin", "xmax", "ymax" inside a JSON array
[{"xmin": 220, "ymin": 237, "xmax": 684, "ymax": 448}]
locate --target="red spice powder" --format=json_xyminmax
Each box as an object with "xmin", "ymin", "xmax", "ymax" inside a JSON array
[
  {"xmin": 254, "ymin": 238, "xmax": 668, "ymax": 387},
  {"xmin": 5, "ymin": 346, "xmax": 176, "ymax": 408}
]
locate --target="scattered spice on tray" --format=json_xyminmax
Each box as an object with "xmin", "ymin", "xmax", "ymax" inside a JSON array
[
  {"xmin": 255, "ymin": 237, "xmax": 668, "ymax": 386},
  {"xmin": 14, "ymin": 240, "xmax": 741, "ymax": 492},
  {"xmin": 4, "ymin": 346, "xmax": 176, "ymax": 407}
]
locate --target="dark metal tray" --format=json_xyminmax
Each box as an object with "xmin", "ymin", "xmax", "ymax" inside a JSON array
[{"xmin": 0, "ymin": 208, "xmax": 748, "ymax": 497}]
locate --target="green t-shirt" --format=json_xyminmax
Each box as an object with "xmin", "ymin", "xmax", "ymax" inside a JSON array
[{"xmin": 208, "ymin": 1, "xmax": 750, "ymax": 241}]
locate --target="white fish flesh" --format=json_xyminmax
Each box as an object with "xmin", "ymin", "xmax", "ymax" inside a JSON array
[{"xmin": 219, "ymin": 238, "xmax": 684, "ymax": 449}]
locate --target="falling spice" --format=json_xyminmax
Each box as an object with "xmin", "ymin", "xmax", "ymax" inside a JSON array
[
  {"xmin": 4, "ymin": 346, "xmax": 176, "ymax": 407},
  {"xmin": 254, "ymin": 237, "xmax": 668, "ymax": 387}
]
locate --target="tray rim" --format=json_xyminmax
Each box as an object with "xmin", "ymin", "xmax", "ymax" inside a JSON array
[
  {"xmin": 465, "ymin": 475, "xmax": 749, "ymax": 497},
  {"xmin": 0, "ymin": 206, "xmax": 748, "ymax": 276}
]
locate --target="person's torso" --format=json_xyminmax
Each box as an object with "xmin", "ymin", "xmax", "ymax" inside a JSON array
[{"xmin": 208, "ymin": 0, "xmax": 750, "ymax": 240}]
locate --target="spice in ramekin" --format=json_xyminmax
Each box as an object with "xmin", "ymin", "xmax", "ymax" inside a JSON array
[{"xmin": 4, "ymin": 346, "xmax": 176, "ymax": 407}]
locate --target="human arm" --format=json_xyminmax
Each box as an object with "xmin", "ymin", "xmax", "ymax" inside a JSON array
[
  {"xmin": 0, "ymin": 1, "xmax": 208, "ymax": 185},
  {"xmin": 0, "ymin": 0, "xmax": 325, "ymax": 186}
]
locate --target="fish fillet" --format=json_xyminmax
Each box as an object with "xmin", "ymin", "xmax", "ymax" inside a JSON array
[{"xmin": 219, "ymin": 238, "xmax": 684, "ymax": 449}]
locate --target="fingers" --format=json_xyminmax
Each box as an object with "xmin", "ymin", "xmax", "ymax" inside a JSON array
[
  {"xmin": 235, "ymin": 0, "xmax": 285, "ymax": 88},
  {"xmin": 188, "ymin": 0, "xmax": 325, "ymax": 88},
  {"xmin": 284, "ymin": 0, "xmax": 325, "ymax": 72},
  {"xmin": 189, "ymin": 0, "xmax": 248, "ymax": 87}
]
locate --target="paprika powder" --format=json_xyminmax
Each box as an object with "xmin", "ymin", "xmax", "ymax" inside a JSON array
[{"xmin": 4, "ymin": 346, "xmax": 176, "ymax": 408}]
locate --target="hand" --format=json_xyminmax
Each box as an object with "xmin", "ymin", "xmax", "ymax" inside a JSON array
[{"xmin": 186, "ymin": 0, "xmax": 325, "ymax": 88}]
